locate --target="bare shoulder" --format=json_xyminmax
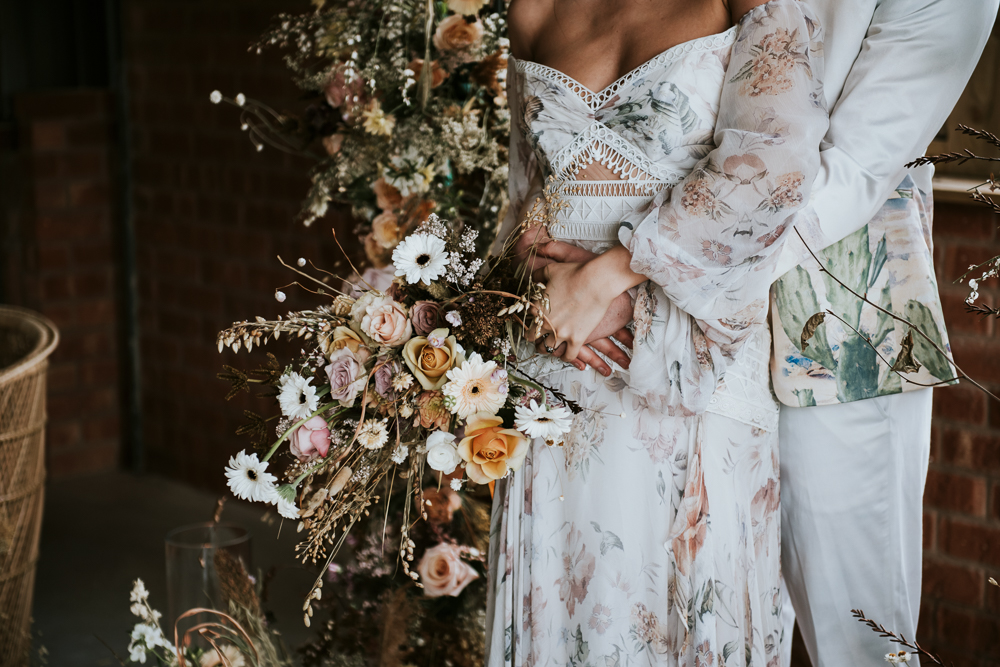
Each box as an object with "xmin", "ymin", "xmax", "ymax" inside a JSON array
[
  {"xmin": 728, "ymin": 0, "xmax": 772, "ymax": 23},
  {"xmin": 507, "ymin": 0, "xmax": 553, "ymax": 59}
]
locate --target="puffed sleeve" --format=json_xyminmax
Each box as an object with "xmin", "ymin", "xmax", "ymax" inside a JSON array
[
  {"xmin": 490, "ymin": 60, "xmax": 545, "ymax": 256},
  {"xmin": 617, "ymin": 0, "xmax": 828, "ymax": 413}
]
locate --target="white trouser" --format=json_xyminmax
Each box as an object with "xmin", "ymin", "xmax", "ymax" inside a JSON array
[{"xmin": 778, "ymin": 389, "xmax": 932, "ymax": 667}]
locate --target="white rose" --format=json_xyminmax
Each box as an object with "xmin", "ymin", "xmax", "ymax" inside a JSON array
[{"xmin": 425, "ymin": 431, "xmax": 462, "ymax": 474}]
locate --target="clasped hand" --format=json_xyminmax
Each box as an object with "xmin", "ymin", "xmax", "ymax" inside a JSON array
[{"xmin": 514, "ymin": 226, "xmax": 634, "ymax": 377}]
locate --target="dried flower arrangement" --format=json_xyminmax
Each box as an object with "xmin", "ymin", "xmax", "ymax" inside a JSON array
[
  {"xmin": 209, "ymin": 0, "xmax": 511, "ymax": 270},
  {"xmin": 216, "ymin": 203, "xmax": 577, "ymax": 624}
]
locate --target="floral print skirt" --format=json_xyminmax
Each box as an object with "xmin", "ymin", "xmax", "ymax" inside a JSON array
[{"xmin": 486, "ymin": 367, "xmax": 783, "ymax": 667}]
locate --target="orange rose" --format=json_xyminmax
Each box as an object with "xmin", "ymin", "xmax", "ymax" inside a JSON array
[
  {"xmin": 372, "ymin": 177, "xmax": 402, "ymax": 211},
  {"xmin": 457, "ymin": 414, "xmax": 529, "ymax": 484},
  {"xmin": 371, "ymin": 211, "xmax": 402, "ymax": 249},
  {"xmin": 415, "ymin": 391, "xmax": 451, "ymax": 429},
  {"xmin": 408, "ymin": 58, "xmax": 448, "ymax": 89},
  {"xmin": 433, "ymin": 15, "xmax": 483, "ymax": 52}
]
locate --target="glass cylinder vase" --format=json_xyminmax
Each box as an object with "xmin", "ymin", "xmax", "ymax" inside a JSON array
[{"xmin": 164, "ymin": 522, "xmax": 252, "ymax": 644}]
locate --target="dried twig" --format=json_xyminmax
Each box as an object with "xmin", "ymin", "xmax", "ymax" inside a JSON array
[{"xmin": 852, "ymin": 609, "xmax": 944, "ymax": 665}]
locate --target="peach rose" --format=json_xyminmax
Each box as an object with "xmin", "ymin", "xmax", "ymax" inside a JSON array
[
  {"xmin": 457, "ymin": 414, "xmax": 529, "ymax": 484},
  {"xmin": 360, "ymin": 295, "xmax": 412, "ymax": 347},
  {"xmin": 433, "ymin": 15, "xmax": 483, "ymax": 52},
  {"xmin": 364, "ymin": 233, "xmax": 394, "ymax": 268},
  {"xmin": 321, "ymin": 133, "xmax": 344, "ymax": 156},
  {"xmin": 402, "ymin": 328, "xmax": 463, "ymax": 390},
  {"xmin": 408, "ymin": 58, "xmax": 448, "ymax": 89},
  {"xmin": 371, "ymin": 211, "xmax": 402, "ymax": 249},
  {"xmin": 417, "ymin": 543, "xmax": 479, "ymax": 597},
  {"xmin": 372, "ymin": 177, "xmax": 402, "ymax": 211}
]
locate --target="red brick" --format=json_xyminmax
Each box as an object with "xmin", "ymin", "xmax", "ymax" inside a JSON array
[
  {"xmin": 938, "ymin": 518, "xmax": 1000, "ymax": 568},
  {"xmin": 28, "ymin": 120, "xmax": 66, "ymax": 150},
  {"xmin": 46, "ymin": 362, "xmax": 78, "ymax": 392},
  {"xmin": 938, "ymin": 428, "xmax": 1000, "ymax": 472},
  {"xmin": 933, "ymin": 382, "xmax": 988, "ymax": 425},
  {"xmin": 46, "ymin": 421, "xmax": 82, "ymax": 450},
  {"xmin": 47, "ymin": 442, "xmax": 119, "ymax": 478},
  {"xmin": 73, "ymin": 270, "xmax": 113, "ymax": 298},
  {"xmin": 35, "ymin": 210, "xmax": 106, "ymax": 240},
  {"xmin": 923, "ymin": 558, "xmax": 984, "ymax": 606},
  {"xmin": 32, "ymin": 179, "xmax": 69, "ymax": 209},
  {"xmin": 14, "ymin": 90, "xmax": 111, "ymax": 120},
  {"xmin": 65, "ymin": 120, "xmax": 112, "ymax": 147},
  {"xmin": 37, "ymin": 245, "xmax": 72, "ymax": 271},
  {"xmin": 68, "ymin": 181, "xmax": 111, "ymax": 208},
  {"xmin": 935, "ymin": 203, "xmax": 997, "ymax": 241},
  {"xmin": 925, "ymin": 469, "xmax": 987, "ymax": 516},
  {"xmin": 924, "ymin": 511, "xmax": 937, "ymax": 550},
  {"xmin": 39, "ymin": 275, "xmax": 73, "ymax": 301},
  {"xmin": 938, "ymin": 605, "xmax": 1000, "ymax": 653},
  {"xmin": 81, "ymin": 414, "xmax": 120, "ymax": 442}
]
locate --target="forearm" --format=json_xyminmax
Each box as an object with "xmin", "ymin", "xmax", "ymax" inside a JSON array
[{"xmin": 580, "ymin": 245, "xmax": 645, "ymax": 298}]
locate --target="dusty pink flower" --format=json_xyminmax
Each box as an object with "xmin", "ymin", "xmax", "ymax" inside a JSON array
[
  {"xmin": 410, "ymin": 301, "xmax": 443, "ymax": 336},
  {"xmin": 415, "ymin": 391, "xmax": 450, "ymax": 429},
  {"xmin": 701, "ymin": 239, "xmax": 732, "ymax": 266},
  {"xmin": 290, "ymin": 415, "xmax": 331, "ymax": 462},
  {"xmin": 360, "ymin": 295, "xmax": 412, "ymax": 347},
  {"xmin": 422, "ymin": 486, "xmax": 463, "ymax": 525},
  {"xmin": 321, "ymin": 133, "xmax": 344, "ymax": 156},
  {"xmin": 417, "ymin": 543, "xmax": 479, "ymax": 597},
  {"xmin": 324, "ymin": 66, "xmax": 366, "ymax": 109},
  {"xmin": 372, "ymin": 177, "xmax": 402, "ymax": 211},
  {"xmin": 325, "ymin": 347, "xmax": 367, "ymax": 407}
]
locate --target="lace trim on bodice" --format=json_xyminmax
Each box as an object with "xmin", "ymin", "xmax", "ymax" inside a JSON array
[
  {"xmin": 513, "ymin": 28, "xmax": 735, "ymax": 183},
  {"xmin": 513, "ymin": 28, "xmax": 737, "ymax": 111},
  {"xmin": 549, "ymin": 180, "xmax": 670, "ymax": 243}
]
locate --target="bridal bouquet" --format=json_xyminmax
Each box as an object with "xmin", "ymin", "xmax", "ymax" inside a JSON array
[
  {"xmin": 217, "ymin": 212, "xmax": 574, "ymax": 613},
  {"xmin": 211, "ymin": 0, "xmax": 510, "ymax": 264}
]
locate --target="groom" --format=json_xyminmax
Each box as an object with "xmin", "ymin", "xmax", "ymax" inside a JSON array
[{"xmin": 531, "ymin": 1, "xmax": 999, "ymax": 664}]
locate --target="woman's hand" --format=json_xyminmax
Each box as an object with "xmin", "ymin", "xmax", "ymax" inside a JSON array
[{"xmin": 527, "ymin": 246, "xmax": 646, "ymax": 363}]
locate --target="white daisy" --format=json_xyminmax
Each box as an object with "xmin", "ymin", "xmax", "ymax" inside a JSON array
[
  {"xmin": 442, "ymin": 353, "xmax": 506, "ymax": 418},
  {"xmin": 357, "ymin": 419, "xmax": 389, "ymax": 450},
  {"xmin": 273, "ymin": 484, "xmax": 300, "ymax": 520},
  {"xmin": 391, "ymin": 443, "xmax": 409, "ymax": 464},
  {"xmin": 392, "ymin": 233, "xmax": 448, "ymax": 284},
  {"xmin": 514, "ymin": 399, "xmax": 573, "ymax": 441},
  {"xmin": 278, "ymin": 372, "xmax": 319, "ymax": 420},
  {"xmin": 225, "ymin": 450, "xmax": 278, "ymax": 503}
]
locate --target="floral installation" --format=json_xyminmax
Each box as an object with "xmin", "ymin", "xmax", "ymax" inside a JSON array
[
  {"xmin": 217, "ymin": 208, "xmax": 577, "ymax": 619},
  {"xmin": 298, "ymin": 480, "xmax": 492, "ymax": 667},
  {"xmin": 208, "ymin": 0, "xmax": 511, "ymax": 270}
]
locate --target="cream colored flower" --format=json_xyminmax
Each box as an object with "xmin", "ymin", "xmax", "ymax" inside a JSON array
[
  {"xmin": 362, "ymin": 101, "xmax": 396, "ymax": 136},
  {"xmin": 357, "ymin": 419, "xmax": 389, "ymax": 450},
  {"xmin": 200, "ymin": 644, "xmax": 246, "ymax": 667},
  {"xmin": 447, "ymin": 0, "xmax": 486, "ymax": 15},
  {"xmin": 442, "ymin": 353, "xmax": 506, "ymax": 418}
]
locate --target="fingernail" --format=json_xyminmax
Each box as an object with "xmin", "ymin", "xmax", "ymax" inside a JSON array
[{"xmin": 602, "ymin": 369, "xmax": 611, "ymax": 377}]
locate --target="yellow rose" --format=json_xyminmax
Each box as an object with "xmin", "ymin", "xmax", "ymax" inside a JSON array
[
  {"xmin": 324, "ymin": 326, "xmax": 365, "ymax": 357},
  {"xmin": 457, "ymin": 414, "xmax": 529, "ymax": 484},
  {"xmin": 402, "ymin": 327, "xmax": 462, "ymax": 390}
]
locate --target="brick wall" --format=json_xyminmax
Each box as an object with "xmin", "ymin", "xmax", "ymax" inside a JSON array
[
  {"xmin": 921, "ymin": 201, "xmax": 1000, "ymax": 666},
  {"xmin": 0, "ymin": 90, "xmax": 123, "ymax": 478},
  {"xmin": 121, "ymin": 0, "xmax": 354, "ymax": 487}
]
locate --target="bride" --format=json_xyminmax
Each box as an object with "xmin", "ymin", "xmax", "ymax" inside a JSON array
[{"xmin": 486, "ymin": 0, "xmax": 828, "ymax": 664}]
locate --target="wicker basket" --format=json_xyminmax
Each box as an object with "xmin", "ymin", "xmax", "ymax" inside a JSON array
[{"xmin": 0, "ymin": 306, "xmax": 58, "ymax": 666}]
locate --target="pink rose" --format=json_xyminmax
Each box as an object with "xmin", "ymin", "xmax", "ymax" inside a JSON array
[
  {"xmin": 410, "ymin": 301, "xmax": 443, "ymax": 336},
  {"xmin": 417, "ymin": 543, "xmax": 479, "ymax": 597},
  {"xmin": 360, "ymin": 295, "xmax": 412, "ymax": 347},
  {"xmin": 324, "ymin": 66, "xmax": 365, "ymax": 109},
  {"xmin": 433, "ymin": 15, "xmax": 484, "ymax": 53},
  {"xmin": 325, "ymin": 347, "xmax": 367, "ymax": 407},
  {"xmin": 290, "ymin": 415, "xmax": 331, "ymax": 462}
]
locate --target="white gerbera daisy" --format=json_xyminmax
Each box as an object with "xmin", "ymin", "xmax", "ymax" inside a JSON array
[
  {"xmin": 273, "ymin": 484, "xmax": 300, "ymax": 520},
  {"xmin": 392, "ymin": 233, "xmax": 448, "ymax": 284},
  {"xmin": 357, "ymin": 419, "xmax": 389, "ymax": 450},
  {"xmin": 225, "ymin": 450, "xmax": 278, "ymax": 503},
  {"xmin": 278, "ymin": 372, "xmax": 319, "ymax": 420},
  {"xmin": 514, "ymin": 400, "xmax": 573, "ymax": 441},
  {"xmin": 442, "ymin": 352, "xmax": 506, "ymax": 418}
]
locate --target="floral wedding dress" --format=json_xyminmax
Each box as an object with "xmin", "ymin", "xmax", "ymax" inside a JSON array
[{"xmin": 487, "ymin": 1, "xmax": 828, "ymax": 665}]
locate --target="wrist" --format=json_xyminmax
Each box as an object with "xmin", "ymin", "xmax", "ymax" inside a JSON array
[{"xmin": 582, "ymin": 246, "xmax": 644, "ymax": 299}]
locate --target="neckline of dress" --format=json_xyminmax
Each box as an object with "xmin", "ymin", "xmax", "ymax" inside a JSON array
[{"xmin": 510, "ymin": 24, "xmax": 738, "ymax": 102}]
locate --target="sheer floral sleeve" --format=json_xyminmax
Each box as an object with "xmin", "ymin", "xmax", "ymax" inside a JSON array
[
  {"xmin": 617, "ymin": 0, "xmax": 828, "ymax": 414},
  {"xmin": 490, "ymin": 61, "xmax": 544, "ymax": 256}
]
